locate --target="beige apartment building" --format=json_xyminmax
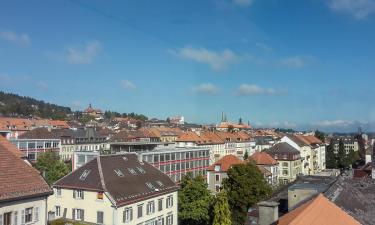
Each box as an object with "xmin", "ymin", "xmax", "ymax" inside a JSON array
[{"xmin": 48, "ymin": 154, "xmax": 178, "ymax": 225}]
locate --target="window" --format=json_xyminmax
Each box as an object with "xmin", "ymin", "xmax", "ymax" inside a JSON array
[
  {"xmin": 73, "ymin": 190, "xmax": 84, "ymax": 199},
  {"xmin": 73, "ymin": 209, "xmax": 84, "ymax": 221},
  {"xmin": 137, "ymin": 205, "xmax": 143, "ymax": 218},
  {"xmin": 215, "ymin": 174, "xmax": 220, "ymax": 182},
  {"xmin": 166, "ymin": 214, "xmax": 173, "ymax": 225},
  {"xmin": 3, "ymin": 212, "xmax": 12, "ymax": 225},
  {"xmin": 14, "ymin": 211, "xmax": 18, "ymax": 225},
  {"xmin": 55, "ymin": 206, "xmax": 61, "ymax": 217},
  {"xmin": 97, "ymin": 211, "xmax": 104, "ymax": 224},
  {"xmin": 77, "ymin": 155, "xmax": 85, "ymax": 164},
  {"xmin": 166, "ymin": 195, "xmax": 173, "ymax": 208},
  {"xmin": 215, "ymin": 185, "xmax": 220, "ymax": 192},
  {"xmin": 25, "ymin": 208, "xmax": 33, "ymax": 223},
  {"xmin": 283, "ymin": 170, "xmax": 288, "ymax": 176},
  {"xmin": 55, "ymin": 188, "xmax": 61, "ymax": 197},
  {"xmin": 97, "ymin": 192, "xmax": 104, "ymax": 200},
  {"xmin": 158, "ymin": 198, "xmax": 163, "ymax": 211},
  {"xmin": 79, "ymin": 170, "xmax": 91, "ymax": 180},
  {"xmin": 123, "ymin": 208, "xmax": 133, "ymax": 222},
  {"xmin": 146, "ymin": 201, "xmax": 155, "ymax": 215}
]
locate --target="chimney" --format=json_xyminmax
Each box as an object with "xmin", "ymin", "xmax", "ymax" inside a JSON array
[{"xmin": 257, "ymin": 201, "xmax": 279, "ymax": 225}]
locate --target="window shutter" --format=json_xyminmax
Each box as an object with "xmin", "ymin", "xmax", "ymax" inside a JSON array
[
  {"xmin": 21, "ymin": 210, "xmax": 25, "ymax": 225},
  {"xmin": 14, "ymin": 211, "xmax": 18, "ymax": 225},
  {"xmin": 81, "ymin": 210, "xmax": 84, "ymax": 221},
  {"xmin": 122, "ymin": 211, "xmax": 125, "ymax": 223},
  {"xmin": 0, "ymin": 214, "xmax": 3, "ymax": 225},
  {"xmin": 72, "ymin": 209, "xmax": 75, "ymax": 220},
  {"xmin": 130, "ymin": 209, "xmax": 133, "ymax": 221},
  {"xmin": 82, "ymin": 191, "xmax": 84, "ymax": 199},
  {"xmin": 35, "ymin": 207, "xmax": 39, "ymax": 221},
  {"xmin": 73, "ymin": 190, "xmax": 76, "ymax": 199}
]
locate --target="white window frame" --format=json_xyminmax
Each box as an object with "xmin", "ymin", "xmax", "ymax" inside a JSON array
[
  {"xmin": 166, "ymin": 195, "xmax": 173, "ymax": 208},
  {"xmin": 123, "ymin": 207, "xmax": 133, "ymax": 223}
]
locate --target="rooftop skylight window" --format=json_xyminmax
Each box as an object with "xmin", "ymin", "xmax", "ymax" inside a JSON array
[
  {"xmin": 79, "ymin": 169, "xmax": 91, "ymax": 180},
  {"xmin": 114, "ymin": 169, "xmax": 124, "ymax": 177}
]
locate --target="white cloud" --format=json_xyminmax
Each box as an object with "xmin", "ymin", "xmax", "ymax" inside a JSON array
[
  {"xmin": 328, "ymin": 0, "xmax": 375, "ymax": 19},
  {"xmin": 0, "ymin": 30, "xmax": 30, "ymax": 46},
  {"xmin": 120, "ymin": 80, "xmax": 136, "ymax": 90},
  {"xmin": 235, "ymin": 84, "xmax": 282, "ymax": 96},
  {"xmin": 192, "ymin": 83, "xmax": 220, "ymax": 94},
  {"xmin": 312, "ymin": 120, "xmax": 355, "ymax": 127},
  {"xmin": 170, "ymin": 46, "xmax": 243, "ymax": 71},
  {"xmin": 279, "ymin": 56, "xmax": 313, "ymax": 69},
  {"xmin": 256, "ymin": 42, "xmax": 272, "ymax": 52},
  {"xmin": 233, "ymin": 0, "xmax": 254, "ymax": 7},
  {"xmin": 65, "ymin": 41, "xmax": 101, "ymax": 64},
  {"xmin": 269, "ymin": 121, "xmax": 297, "ymax": 128},
  {"xmin": 37, "ymin": 81, "xmax": 48, "ymax": 90}
]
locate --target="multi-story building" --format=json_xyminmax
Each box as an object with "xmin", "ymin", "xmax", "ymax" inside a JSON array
[
  {"xmin": 331, "ymin": 137, "xmax": 359, "ymax": 153},
  {"xmin": 139, "ymin": 147, "xmax": 210, "ymax": 183},
  {"xmin": 249, "ymin": 151, "xmax": 279, "ymax": 186},
  {"xmin": 0, "ymin": 136, "xmax": 53, "ymax": 225},
  {"xmin": 48, "ymin": 154, "xmax": 178, "ymax": 225},
  {"xmin": 254, "ymin": 136, "xmax": 275, "ymax": 152},
  {"xmin": 52, "ymin": 128, "xmax": 108, "ymax": 161},
  {"xmin": 82, "ymin": 103, "xmax": 103, "ymax": 120},
  {"xmin": 265, "ymin": 142, "xmax": 302, "ymax": 184},
  {"xmin": 148, "ymin": 127, "xmax": 183, "ymax": 143},
  {"xmin": 10, "ymin": 128, "xmax": 61, "ymax": 161},
  {"xmin": 206, "ymin": 155, "xmax": 243, "ymax": 194}
]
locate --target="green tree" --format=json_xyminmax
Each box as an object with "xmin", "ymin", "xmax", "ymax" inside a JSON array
[
  {"xmin": 178, "ymin": 175, "xmax": 213, "ymax": 225},
  {"xmin": 35, "ymin": 151, "xmax": 70, "ymax": 184},
  {"xmin": 212, "ymin": 191, "xmax": 231, "ymax": 225},
  {"xmin": 243, "ymin": 150, "xmax": 249, "ymax": 160},
  {"xmin": 326, "ymin": 141, "xmax": 337, "ymax": 168},
  {"xmin": 347, "ymin": 148, "xmax": 360, "ymax": 166},
  {"xmin": 314, "ymin": 130, "xmax": 325, "ymax": 142},
  {"xmin": 337, "ymin": 139, "xmax": 348, "ymax": 169},
  {"xmin": 222, "ymin": 162, "xmax": 272, "ymax": 225}
]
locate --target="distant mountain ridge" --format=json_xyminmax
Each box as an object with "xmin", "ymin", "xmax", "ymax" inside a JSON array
[{"xmin": 0, "ymin": 91, "xmax": 72, "ymax": 120}]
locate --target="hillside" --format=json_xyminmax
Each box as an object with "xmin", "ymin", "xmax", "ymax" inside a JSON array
[{"xmin": 0, "ymin": 91, "xmax": 72, "ymax": 120}]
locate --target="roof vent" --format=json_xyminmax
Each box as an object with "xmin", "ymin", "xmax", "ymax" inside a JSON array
[
  {"xmin": 114, "ymin": 169, "xmax": 124, "ymax": 177},
  {"xmin": 79, "ymin": 169, "xmax": 91, "ymax": 180}
]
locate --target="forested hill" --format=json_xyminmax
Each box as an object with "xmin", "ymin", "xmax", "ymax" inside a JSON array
[{"xmin": 0, "ymin": 91, "xmax": 72, "ymax": 120}]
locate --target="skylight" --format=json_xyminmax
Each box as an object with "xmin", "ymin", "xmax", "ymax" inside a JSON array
[
  {"xmin": 146, "ymin": 182, "xmax": 155, "ymax": 190},
  {"xmin": 123, "ymin": 156, "xmax": 128, "ymax": 161},
  {"xmin": 79, "ymin": 169, "xmax": 91, "ymax": 180},
  {"xmin": 114, "ymin": 169, "xmax": 124, "ymax": 177},
  {"xmin": 156, "ymin": 180, "xmax": 164, "ymax": 187},
  {"xmin": 136, "ymin": 166, "xmax": 146, "ymax": 174},
  {"xmin": 128, "ymin": 168, "xmax": 137, "ymax": 175}
]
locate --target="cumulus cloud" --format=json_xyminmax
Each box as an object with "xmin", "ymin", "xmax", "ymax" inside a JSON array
[
  {"xmin": 192, "ymin": 83, "xmax": 220, "ymax": 94},
  {"xmin": 279, "ymin": 56, "xmax": 312, "ymax": 69},
  {"xmin": 65, "ymin": 41, "xmax": 101, "ymax": 64},
  {"xmin": 0, "ymin": 30, "xmax": 30, "ymax": 46},
  {"xmin": 235, "ymin": 84, "xmax": 283, "ymax": 96},
  {"xmin": 120, "ymin": 80, "xmax": 136, "ymax": 90},
  {"xmin": 169, "ymin": 46, "xmax": 244, "ymax": 71},
  {"xmin": 233, "ymin": 0, "xmax": 254, "ymax": 7},
  {"xmin": 256, "ymin": 42, "xmax": 273, "ymax": 52},
  {"xmin": 328, "ymin": 0, "xmax": 375, "ymax": 19},
  {"xmin": 37, "ymin": 81, "xmax": 49, "ymax": 90}
]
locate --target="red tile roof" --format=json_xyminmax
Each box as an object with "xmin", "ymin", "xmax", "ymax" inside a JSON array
[
  {"xmin": 0, "ymin": 136, "xmax": 52, "ymax": 202},
  {"xmin": 176, "ymin": 132, "xmax": 203, "ymax": 142},
  {"xmin": 278, "ymin": 194, "xmax": 360, "ymax": 225},
  {"xmin": 207, "ymin": 155, "xmax": 244, "ymax": 172},
  {"xmin": 249, "ymin": 151, "xmax": 278, "ymax": 165}
]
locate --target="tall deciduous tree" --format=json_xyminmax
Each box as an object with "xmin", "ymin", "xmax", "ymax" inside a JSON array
[
  {"xmin": 337, "ymin": 139, "xmax": 348, "ymax": 169},
  {"xmin": 213, "ymin": 191, "xmax": 231, "ymax": 225},
  {"xmin": 222, "ymin": 162, "xmax": 272, "ymax": 225},
  {"xmin": 243, "ymin": 150, "xmax": 249, "ymax": 160},
  {"xmin": 178, "ymin": 175, "xmax": 213, "ymax": 225},
  {"xmin": 326, "ymin": 140, "xmax": 337, "ymax": 168},
  {"xmin": 35, "ymin": 151, "xmax": 70, "ymax": 184}
]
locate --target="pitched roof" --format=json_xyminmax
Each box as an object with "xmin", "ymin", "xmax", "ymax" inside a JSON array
[
  {"xmin": 54, "ymin": 154, "xmax": 178, "ymax": 207},
  {"xmin": 176, "ymin": 132, "xmax": 203, "ymax": 143},
  {"xmin": 285, "ymin": 135, "xmax": 309, "ymax": 147},
  {"xmin": 207, "ymin": 155, "xmax": 244, "ymax": 172},
  {"xmin": 18, "ymin": 127, "xmax": 56, "ymax": 139},
  {"xmin": 265, "ymin": 142, "xmax": 301, "ymax": 161},
  {"xmin": 199, "ymin": 132, "xmax": 225, "ymax": 144},
  {"xmin": 0, "ymin": 136, "xmax": 52, "ymax": 202},
  {"xmin": 278, "ymin": 194, "xmax": 360, "ymax": 225},
  {"xmin": 257, "ymin": 165, "xmax": 271, "ymax": 176},
  {"xmin": 298, "ymin": 135, "xmax": 323, "ymax": 145},
  {"xmin": 249, "ymin": 151, "xmax": 278, "ymax": 165}
]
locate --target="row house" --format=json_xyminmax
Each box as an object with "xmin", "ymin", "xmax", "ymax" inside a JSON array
[
  {"xmin": 0, "ymin": 117, "xmax": 69, "ymax": 139},
  {"xmin": 0, "ymin": 136, "xmax": 53, "ymax": 225},
  {"xmin": 10, "ymin": 128, "xmax": 61, "ymax": 161},
  {"xmin": 148, "ymin": 127, "xmax": 183, "ymax": 143},
  {"xmin": 52, "ymin": 128, "xmax": 108, "ymax": 161},
  {"xmin": 265, "ymin": 142, "xmax": 302, "ymax": 185},
  {"xmin": 280, "ymin": 135, "xmax": 325, "ymax": 175},
  {"xmin": 48, "ymin": 154, "xmax": 178, "ymax": 225},
  {"xmin": 249, "ymin": 151, "xmax": 279, "ymax": 186}
]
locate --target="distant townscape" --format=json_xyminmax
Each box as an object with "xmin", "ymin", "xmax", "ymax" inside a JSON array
[{"xmin": 0, "ymin": 93, "xmax": 374, "ymax": 225}]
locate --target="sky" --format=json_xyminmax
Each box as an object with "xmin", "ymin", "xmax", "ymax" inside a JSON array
[{"xmin": 1, "ymin": 0, "xmax": 375, "ymax": 132}]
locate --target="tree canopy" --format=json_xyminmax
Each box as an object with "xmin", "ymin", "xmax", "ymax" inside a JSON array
[
  {"xmin": 178, "ymin": 175, "xmax": 213, "ymax": 225},
  {"xmin": 212, "ymin": 190, "xmax": 231, "ymax": 225},
  {"xmin": 35, "ymin": 151, "xmax": 70, "ymax": 184},
  {"xmin": 222, "ymin": 162, "xmax": 272, "ymax": 225},
  {"xmin": 314, "ymin": 130, "xmax": 325, "ymax": 142}
]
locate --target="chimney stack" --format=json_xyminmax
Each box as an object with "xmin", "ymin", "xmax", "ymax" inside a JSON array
[{"xmin": 257, "ymin": 201, "xmax": 279, "ymax": 225}]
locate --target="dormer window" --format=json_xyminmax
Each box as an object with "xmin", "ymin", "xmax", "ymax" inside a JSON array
[{"xmin": 214, "ymin": 165, "xmax": 221, "ymax": 172}]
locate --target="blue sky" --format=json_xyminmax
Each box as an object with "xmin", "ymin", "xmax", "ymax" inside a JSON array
[{"xmin": 1, "ymin": 0, "xmax": 375, "ymax": 131}]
